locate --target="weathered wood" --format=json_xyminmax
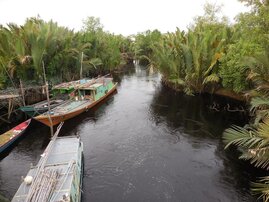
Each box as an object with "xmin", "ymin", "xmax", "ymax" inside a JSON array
[
  {"xmin": 80, "ymin": 52, "xmax": 84, "ymax": 79},
  {"xmin": 42, "ymin": 61, "xmax": 54, "ymax": 137},
  {"xmin": 0, "ymin": 94, "xmax": 20, "ymax": 100},
  {"xmin": 8, "ymin": 98, "xmax": 13, "ymax": 119},
  {"xmin": 20, "ymin": 79, "xmax": 26, "ymax": 106}
]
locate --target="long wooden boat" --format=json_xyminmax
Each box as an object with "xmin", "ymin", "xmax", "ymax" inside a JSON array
[
  {"xmin": 19, "ymin": 79, "xmax": 94, "ymax": 117},
  {"xmin": 0, "ymin": 119, "xmax": 31, "ymax": 154},
  {"xmin": 20, "ymin": 99, "xmax": 65, "ymax": 117},
  {"xmin": 34, "ymin": 77, "xmax": 117, "ymax": 126},
  {"xmin": 12, "ymin": 135, "xmax": 83, "ymax": 202}
]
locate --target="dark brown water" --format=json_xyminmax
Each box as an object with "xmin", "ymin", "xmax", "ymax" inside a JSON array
[{"xmin": 0, "ymin": 65, "xmax": 258, "ymax": 201}]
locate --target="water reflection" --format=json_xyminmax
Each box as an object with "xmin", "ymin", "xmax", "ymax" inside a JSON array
[
  {"xmin": 150, "ymin": 85, "xmax": 247, "ymax": 138},
  {"xmin": 112, "ymin": 64, "xmax": 136, "ymax": 84},
  {"xmin": 149, "ymin": 80, "xmax": 256, "ymax": 201}
]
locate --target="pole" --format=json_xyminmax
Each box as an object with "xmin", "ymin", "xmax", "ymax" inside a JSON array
[
  {"xmin": 42, "ymin": 61, "xmax": 54, "ymax": 137},
  {"xmin": 80, "ymin": 52, "xmax": 84, "ymax": 79},
  {"xmin": 19, "ymin": 79, "xmax": 26, "ymax": 106}
]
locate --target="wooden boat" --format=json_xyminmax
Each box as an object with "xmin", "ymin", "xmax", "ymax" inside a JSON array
[
  {"xmin": 20, "ymin": 99, "xmax": 65, "ymax": 117},
  {"xmin": 12, "ymin": 128, "xmax": 83, "ymax": 202},
  {"xmin": 20, "ymin": 78, "xmax": 94, "ymax": 117},
  {"xmin": 34, "ymin": 77, "xmax": 117, "ymax": 126},
  {"xmin": 0, "ymin": 119, "xmax": 31, "ymax": 154}
]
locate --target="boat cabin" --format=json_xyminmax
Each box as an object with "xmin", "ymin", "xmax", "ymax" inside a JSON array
[
  {"xmin": 52, "ymin": 79, "xmax": 92, "ymax": 96},
  {"xmin": 75, "ymin": 78, "xmax": 114, "ymax": 101}
]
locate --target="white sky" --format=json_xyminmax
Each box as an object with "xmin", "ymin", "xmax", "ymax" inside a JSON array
[{"xmin": 0, "ymin": 0, "xmax": 249, "ymax": 36}]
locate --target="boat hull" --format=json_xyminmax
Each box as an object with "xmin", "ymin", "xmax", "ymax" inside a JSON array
[
  {"xmin": 35, "ymin": 84, "xmax": 117, "ymax": 126},
  {"xmin": 0, "ymin": 119, "xmax": 31, "ymax": 154},
  {"xmin": 20, "ymin": 100, "xmax": 64, "ymax": 117}
]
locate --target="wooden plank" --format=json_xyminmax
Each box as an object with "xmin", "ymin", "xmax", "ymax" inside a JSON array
[{"xmin": 0, "ymin": 94, "xmax": 20, "ymax": 100}]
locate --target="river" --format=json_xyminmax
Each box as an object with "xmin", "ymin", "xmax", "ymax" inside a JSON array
[{"xmin": 0, "ymin": 65, "xmax": 258, "ymax": 201}]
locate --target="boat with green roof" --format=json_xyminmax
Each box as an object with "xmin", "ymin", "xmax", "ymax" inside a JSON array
[{"xmin": 34, "ymin": 76, "xmax": 117, "ymax": 126}]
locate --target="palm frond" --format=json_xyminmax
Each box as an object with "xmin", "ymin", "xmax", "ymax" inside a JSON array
[
  {"xmin": 250, "ymin": 97, "xmax": 269, "ymax": 112},
  {"xmin": 251, "ymin": 176, "xmax": 269, "ymax": 202},
  {"xmin": 223, "ymin": 125, "xmax": 262, "ymax": 149},
  {"xmin": 240, "ymin": 147, "xmax": 269, "ymax": 169},
  {"xmin": 202, "ymin": 73, "xmax": 220, "ymax": 84}
]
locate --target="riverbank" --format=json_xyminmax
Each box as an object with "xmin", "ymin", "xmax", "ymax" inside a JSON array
[{"xmin": 161, "ymin": 78, "xmax": 247, "ymax": 102}]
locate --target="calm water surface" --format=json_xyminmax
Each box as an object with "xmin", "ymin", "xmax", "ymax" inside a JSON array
[{"xmin": 0, "ymin": 65, "xmax": 257, "ymax": 201}]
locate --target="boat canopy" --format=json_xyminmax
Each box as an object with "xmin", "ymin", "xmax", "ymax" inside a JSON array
[
  {"xmin": 79, "ymin": 83, "xmax": 103, "ymax": 90},
  {"xmin": 12, "ymin": 136, "xmax": 83, "ymax": 202},
  {"xmin": 53, "ymin": 79, "xmax": 92, "ymax": 90},
  {"xmin": 78, "ymin": 78, "xmax": 113, "ymax": 90}
]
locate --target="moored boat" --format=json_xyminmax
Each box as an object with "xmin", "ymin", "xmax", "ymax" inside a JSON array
[
  {"xmin": 12, "ymin": 132, "xmax": 83, "ymax": 202},
  {"xmin": 20, "ymin": 99, "xmax": 65, "ymax": 117},
  {"xmin": 34, "ymin": 76, "xmax": 117, "ymax": 126},
  {"xmin": 19, "ymin": 78, "xmax": 94, "ymax": 117},
  {"xmin": 0, "ymin": 119, "xmax": 31, "ymax": 154}
]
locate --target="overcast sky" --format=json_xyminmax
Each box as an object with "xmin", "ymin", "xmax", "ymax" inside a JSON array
[{"xmin": 0, "ymin": 0, "xmax": 249, "ymax": 36}]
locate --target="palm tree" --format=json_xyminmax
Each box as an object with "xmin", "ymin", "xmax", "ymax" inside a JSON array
[
  {"xmin": 223, "ymin": 46, "xmax": 269, "ymax": 201},
  {"xmin": 223, "ymin": 107, "xmax": 269, "ymax": 201},
  {"xmin": 147, "ymin": 23, "xmax": 229, "ymax": 94}
]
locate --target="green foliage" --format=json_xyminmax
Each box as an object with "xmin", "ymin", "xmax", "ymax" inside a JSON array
[
  {"xmin": 252, "ymin": 177, "xmax": 269, "ymax": 202},
  {"xmin": 143, "ymin": 22, "xmax": 229, "ymax": 93},
  {"xmin": 219, "ymin": 30, "xmax": 264, "ymax": 92},
  {"xmin": 220, "ymin": 0, "xmax": 269, "ymax": 93},
  {"xmin": 133, "ymin": 4, "xmax": 236, "ymax": 94},
  {"xmin": 0, "ymin": 16, "xmax": 132, "ymax": 86},
  {"xmin": 82, "ymin": 17, "xmax": 104, "ymax": 33},
  {"xmin": 133, "ymin": 2, "xmax": 269, "ymax": 96},
  {"xmin": 223, "ymin": 44, "xmax": 269, "ymax": 199},
  {"xmin": 133, "ymin": 30, "xmax": 162, "ymax": 65}
]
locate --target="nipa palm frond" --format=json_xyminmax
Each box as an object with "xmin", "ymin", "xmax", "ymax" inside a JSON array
[
  {"xmin": 251, "ymin": 176, "xmax": 269, "ymax": 202},
  {"xmin": 240, "ymin": 146, "xmax": 269, "ymax": 169},
  {"xmin": 223, "ymin": 125, "xmax": 262, "ymax": 149},
  {"xmin": 224, "ymin": 120, "xmax": 269, "ymax": 170},
  {"xmin": 202, "ymin": 73, "xmax": 220, "ymax": 85},
  {"xmin": 250, "ymin": 97, "xmax": 269, "ymax": 112}
]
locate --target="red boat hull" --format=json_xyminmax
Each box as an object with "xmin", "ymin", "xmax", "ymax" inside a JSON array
[{"xmin": 0, "ymin": 119, "xmax": 31, "ymax": 154}]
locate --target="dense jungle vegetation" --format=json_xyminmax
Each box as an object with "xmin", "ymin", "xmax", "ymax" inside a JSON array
[
  {"xmin": 0, "ymin": 0, "xmax": 269, "ymax": 200},
  {"xmin": 0, "ymin": 16, "xmax": 133, "ymax": 88}
]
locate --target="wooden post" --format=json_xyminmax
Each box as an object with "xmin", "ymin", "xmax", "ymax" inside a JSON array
[
  {"xmin": 42, "ymin": 61, "xmax": 54, "ymax": 137},
  {"xmin": 7, "ymin": 98, "xmax": 12, "ymax": 119},
  {"xmin": 19, "ymin": 79, "xmax": 26, "ymax": 106},
  {"xmin": 80, "ymin": 52, "xmax": 84, "ymax": 79}
]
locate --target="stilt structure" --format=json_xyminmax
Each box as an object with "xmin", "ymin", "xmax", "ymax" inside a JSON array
[
  {"xmin": 0, "ymin": 94, "xmax": 21, "ymax": 123},
  {"xmin": 42, "ymin": 61, "xmax": 54, "ymax": 137}
]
